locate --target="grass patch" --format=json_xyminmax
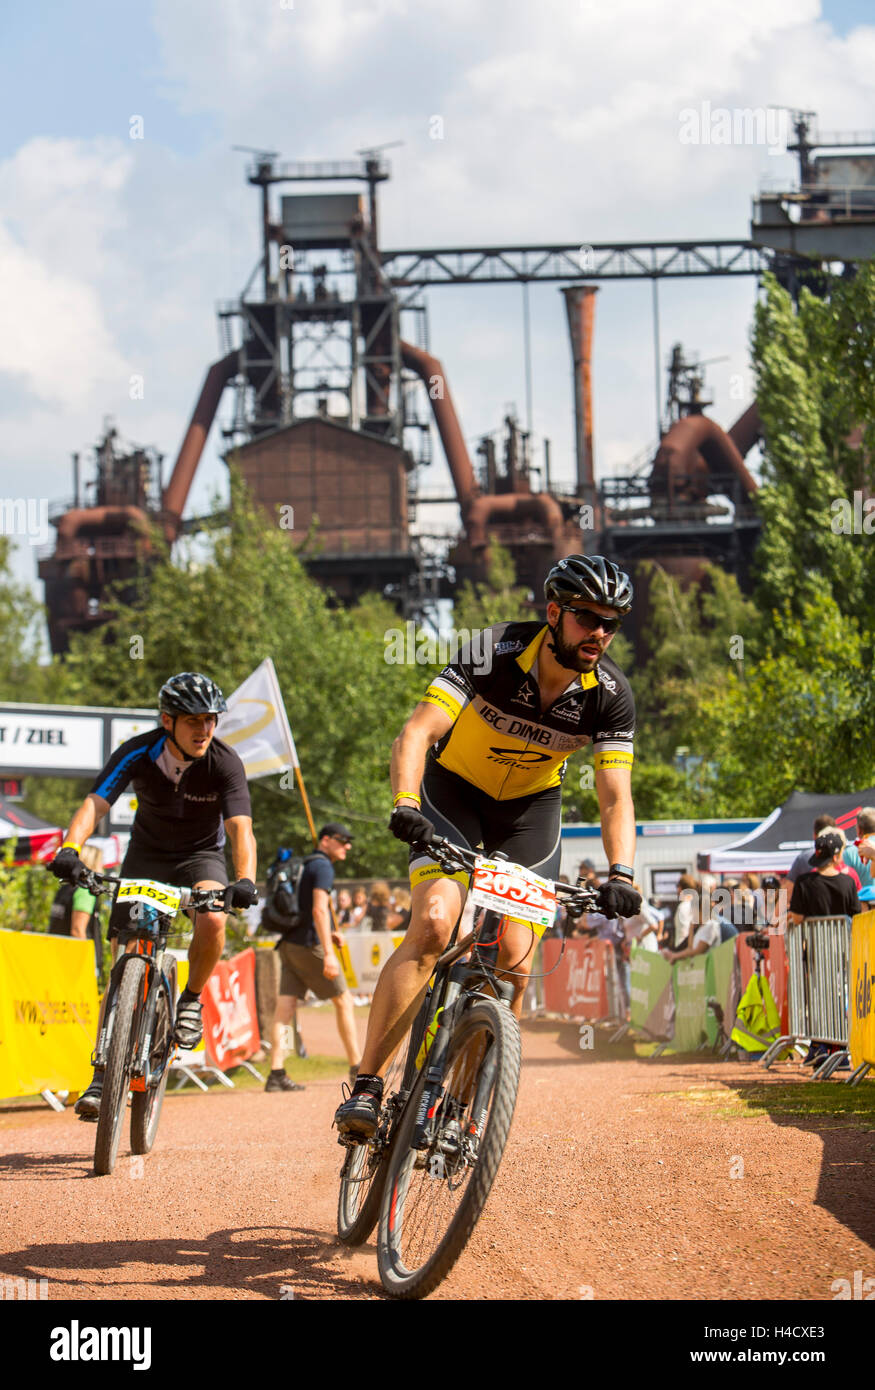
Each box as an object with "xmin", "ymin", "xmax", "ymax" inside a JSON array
[
  {"xmin": 663, "ymin": 1080, "xmax": 875, "ymax": 1128},
  {"xmin": 168, "ymin": 1053, "xmax": 349, "ymax": 1095}
]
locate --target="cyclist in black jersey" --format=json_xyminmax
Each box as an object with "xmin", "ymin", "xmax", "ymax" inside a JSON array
[
  {"xmin": 336, "ymin": 555, "xmax": 643, "ymax": 1137},
  {"xmin": 50, "ymin": 672, "xmax": 257, "ymax": 1118}
]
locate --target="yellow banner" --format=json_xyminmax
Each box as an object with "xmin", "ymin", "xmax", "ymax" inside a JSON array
[
  {"xmin": 0, "ymin": 930, "xmax": 99, "ymax": 1099},
  {"xmin": 849, "ymin": 909, "xmax": 875, "ymax": 1071}
]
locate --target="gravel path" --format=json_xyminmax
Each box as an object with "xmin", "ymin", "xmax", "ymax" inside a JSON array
[{"xmin": 2, "ymin": 1011, "xmax": 873, "ymax": 1301}]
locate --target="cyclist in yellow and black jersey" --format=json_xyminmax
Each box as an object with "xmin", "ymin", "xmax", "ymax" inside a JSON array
[
  {"xmin": 422, "ymin": 618, "xmax": 635, "ymax": 800},
  {"xmin": 336, "ymin": 554, "xmax": 642, "ymax": 1138}
]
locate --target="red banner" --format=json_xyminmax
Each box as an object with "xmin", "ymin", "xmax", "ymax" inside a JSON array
[
  {"xmin": 542, "ymin": 937, "xmax": 612, "ymax": 1020},
  {"xmin": 735, "ymin": 934, "xmax": 789, "ymax": 1033},
  {"xmin": 202, "ymin": 948, "xmax": 259, "ymax": 1071}
]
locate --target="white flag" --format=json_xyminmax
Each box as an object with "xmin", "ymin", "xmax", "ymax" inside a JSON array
[{"xmin": 217, "ymin": 658, "xmax": 299, "ymax": 779}]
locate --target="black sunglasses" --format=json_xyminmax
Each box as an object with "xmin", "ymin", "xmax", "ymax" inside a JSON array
[{"xmin": 558, "ymin": 604, "xmax": 623, "ymax": 634}]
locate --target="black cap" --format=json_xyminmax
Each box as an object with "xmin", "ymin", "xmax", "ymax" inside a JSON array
[
  {"xmin": 319, "ymin": 822, "xmax": 353, "ymax": 844},
  {"xmin": 809, "ymin": 832, "xmax": 843, "ymax": 867}
]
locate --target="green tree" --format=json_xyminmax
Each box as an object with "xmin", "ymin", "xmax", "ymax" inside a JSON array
[
  {"xmin": 696, "ymin": 593, "xmax": 873, "ymax": 814},
  {"xmin": 629, "ymin": 561, "xmax": 760, "ymax": 765},
  {"xmin": 751, "ymin": 270, "xmax": 875, "ymax": 628},
  {"xmin": 52, "ymin": 475, "xmax": 431, "ymax": 878},
  {"xmin": 451, "ymin": 542, "xmax": 532, "ymax": 630},
  {"xmin": 0, "ymin": 536, "xmax": 47, "ymax": 699}
]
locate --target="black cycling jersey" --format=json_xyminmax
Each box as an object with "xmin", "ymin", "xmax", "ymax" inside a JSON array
[
  {"xmin": 422, "ymin": 620, "xmax": 635, "ymax": 801},
  {"xmin": 90, "ymin": 728, "xmax": 251, "ymax": 855}
]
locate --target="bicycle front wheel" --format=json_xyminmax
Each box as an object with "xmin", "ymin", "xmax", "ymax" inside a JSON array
[
  {"xmin": 377, "ymin": 996, "xmax": 521, "ymax": 1299},
  {"xmin": 336, "ymin": 999, "xmax": 426, "ymax": 1246},
  {"xmin": 94, "ymin": 956, "xmax": 147, "ymax": 1176},
  {"xmin": 130, "ymin": 957, "xmax": 176, "ymax": 1156}
]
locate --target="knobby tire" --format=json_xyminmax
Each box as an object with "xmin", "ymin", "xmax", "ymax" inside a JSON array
[
  {"xmin": 376, "ymin": 996, "xmax": 521, "ymax": 1299},
  {"xmin": 337, "ymin": 990, "xmax": 432, "ymax": 1246},
  {"xmin": 94, "ymin": 956, "xmax": 147, "ymax": 1176},
  {"xmin": 130, "ymin": 958, "xmax": 176, "ymax": 1156}
]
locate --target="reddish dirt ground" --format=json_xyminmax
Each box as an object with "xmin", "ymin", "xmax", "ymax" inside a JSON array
[{"xmin": 1, "ymin": 1008, "xmax": 873, "ymax": 1302}]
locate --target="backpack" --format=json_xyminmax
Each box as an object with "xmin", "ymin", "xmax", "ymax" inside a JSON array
[{"xmin": 263, "ymin": 852, "xmax": 306, "ymax": 934}]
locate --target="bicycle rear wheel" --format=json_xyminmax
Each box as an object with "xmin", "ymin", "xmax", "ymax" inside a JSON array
[
  {"xmin": 377, "ymin": 996, "xmax": 521, "ymax": 1299},
  {"xmin": 94, "ymin": 956, "xmax": 147, "ymax": 1176},
  {"xmin": 337, "ymin": 992, "xmax": 432, "ymax": 1246},
  {"xmin": 131, "ymin": 958, "xmax": 177, "ymax": 1156}
]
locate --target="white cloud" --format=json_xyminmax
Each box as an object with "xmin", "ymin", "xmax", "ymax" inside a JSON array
[{"xmin": 5, "ymin": 0, "xmax": 875, "ymax": 602}]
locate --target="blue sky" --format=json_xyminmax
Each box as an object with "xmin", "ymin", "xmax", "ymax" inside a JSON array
[{"xmin": 1, "ymin": 0, "xmax": 873, "ymax": 604}]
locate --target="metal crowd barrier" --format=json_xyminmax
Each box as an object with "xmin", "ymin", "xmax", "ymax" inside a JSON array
[{"xmin": 760, "ymin": 916, "xmax": 853, "ymax": 1079}]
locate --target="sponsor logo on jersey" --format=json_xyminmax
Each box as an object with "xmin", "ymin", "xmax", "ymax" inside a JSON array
[
  {"xmin": 494, "ymin": 639, "xmax": 524, "ymax": 655},
  {"xmin": 596, "ymin": 729, "xmax": 635, "ymax": 740},
  {"xmin": 183, "ymin": 792, "xmax": 219, "ymax": 803},
  {"xmin": 512, "ymin": 681, "xmax": 536, "ymax": 709},
  {"xmin": 552, "ymin": 700, "xmax": 583, "ymax": 724},
  {"xmin": 487, "ymin": 747, "xmax": 552, "ymax": 768},
  {"xmin": 596, "ymin": 668, "xmax": 618, "ymax": 693},
  {"xmin": 438, "ymin": 667, "xmax": 474, "ymax": 695}
]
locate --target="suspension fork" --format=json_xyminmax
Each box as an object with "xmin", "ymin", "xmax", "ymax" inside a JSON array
[
  {"xmin": 93, "ymin": 951, "xmax": 129, "ymax": 1068},
  {"xmin": 411, "ymin": 962, "xmax": 470, "ymax": 1150},
  {"xmin": 134, "ymin": 947, "xmax": 164, "ymax": 1081}
]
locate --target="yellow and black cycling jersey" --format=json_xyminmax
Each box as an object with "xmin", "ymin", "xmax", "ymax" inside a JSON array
[{"xmin": 422, "ymin": 620, "xmax": 635, "ymax": 801}]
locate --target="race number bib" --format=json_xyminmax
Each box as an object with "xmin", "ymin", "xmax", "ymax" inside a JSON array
[
  {"xmin": 469, "ymin": 857, "xmax": 557, "ymax": 933},
  {"xmin": 115, "ymin": 879, "xmax": 182, "ymax": 914}
]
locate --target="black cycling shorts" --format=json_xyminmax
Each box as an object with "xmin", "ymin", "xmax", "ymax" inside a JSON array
[
  {"xmin": 410, "ymin": 761, "xmax": 562, "ymax": 889},
  {"xmin": 108, "ymin": 846, "xmax": 228, "ymax": 939}
]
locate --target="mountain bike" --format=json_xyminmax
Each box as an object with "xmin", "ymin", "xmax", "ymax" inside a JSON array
[
  {"xmin": 336, "ymin": 836, "xmax": 595, "ymax": 1299},
  {"xmin": 75, "ymin": 869, "xmax": 227, "ymax": 1176}
]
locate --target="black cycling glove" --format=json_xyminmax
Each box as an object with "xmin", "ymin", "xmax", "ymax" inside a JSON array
[
  {"xmin": 389, "ymin": 807, "xmax": 435, "ymax": 847},
  {"xmin": 225, "ymin": 878, "xmax": 258, "ymax": 909},
  {"xmin": 49, "ymin": 846, "xmax": 87, "ymax": 884},
  {"xmin": 596, "ymin": 879, "xmax": 642, "ymax": 920}
]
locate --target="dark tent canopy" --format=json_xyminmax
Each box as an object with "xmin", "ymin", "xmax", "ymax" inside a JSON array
[{"xmin": 700, "ymin": 789, "xmax": 875, "ymax": 874}]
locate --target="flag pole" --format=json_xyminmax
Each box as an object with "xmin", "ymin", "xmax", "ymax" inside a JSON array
[{"xmin": 292, "ymin": 762, "xmax": 343, "ymax": 937}]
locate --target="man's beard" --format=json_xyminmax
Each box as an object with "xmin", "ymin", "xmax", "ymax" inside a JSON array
[{"xmin": 547, "ymin": 622, "xmax": 602, "ymax": 672}]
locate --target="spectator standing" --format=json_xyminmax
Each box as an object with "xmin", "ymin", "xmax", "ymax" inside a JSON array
[
  {"xmin": 267, "ymin": 823, "xmax": 362, "ymax": 1092},
  {"xmin": 390, "ymin": 889, "xmax": 412, "ymax": 932},
  {"xmin": 350, "ymin": 886, "xmax": 369, "ymax": 927},
  {"xmin": 786, "ymin": 814, "xmax": 838, "ymax": 884},
  {"xmin": 364, "ymin": 880, "xmax": 393, "ymax": 932},
  {"xmin": 673, "ymin": 872, "xmax": 700, "ymax": 949},
  {"xmin": 661, "ymin": 906, "xmax": 720, "ymax": 964},
  {"xmin": 788, "ymin": 832, "xmax": 863, "ymax": 923},
  {"xmin": 47, "ymin": 843, "xmax": 105, "ymax": 975},
  {"xmin": 841, "ymin": 808, "xmax": 875, "ymax": 892},
  {"xmin": 335, "ymin": 887, "xmax": 354, "ymax": 926}
]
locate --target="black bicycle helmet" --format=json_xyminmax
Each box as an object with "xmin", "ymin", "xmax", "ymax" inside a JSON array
[
  {"xmin": 158, "ymin": 672, "xmax": 228, "ymax": 715},
  {"xmin": 544, "ymin": 554, "xmax": 633, "ymax": 615}
]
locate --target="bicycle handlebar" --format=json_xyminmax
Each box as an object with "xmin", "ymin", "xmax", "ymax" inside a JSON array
[
  {"xmin": 412, "ymin": 835, "xmax": 601, "ymax": 918},
  {"xmin": 71, "ymin": 867, "xmax": 229, "ymax": 914}
]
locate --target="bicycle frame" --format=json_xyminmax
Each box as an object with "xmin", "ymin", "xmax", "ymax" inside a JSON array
[
  {"xmin": 94, "ymin": 926, "xmax": 176, "ymax": 1092},
  {"xmin": 407, "ymin": 909, "xmax": 513, "ymax": 1151}
]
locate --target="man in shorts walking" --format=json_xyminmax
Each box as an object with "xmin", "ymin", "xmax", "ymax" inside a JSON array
[{"xmin": 268, "ymin": 823, "xmax": 362, "ymax": 1091}]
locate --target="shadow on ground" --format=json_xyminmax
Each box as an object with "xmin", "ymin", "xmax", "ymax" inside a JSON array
[
  {"xmin": 525, "ymin": 1017, "xmax": 875, "ymax": 1253},
  {"xmin": 3, "ymin": 1226, "xmax": 373, "ymax": 1299}
]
